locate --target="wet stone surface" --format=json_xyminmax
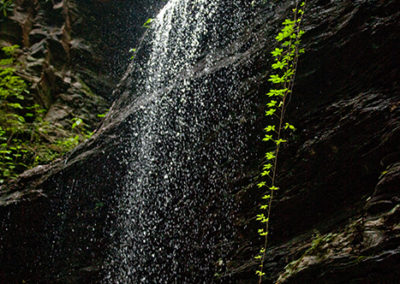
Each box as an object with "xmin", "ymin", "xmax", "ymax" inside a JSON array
[{"xmin": 0, "ymin": 0, "xmax": 399, "ymax": 283}]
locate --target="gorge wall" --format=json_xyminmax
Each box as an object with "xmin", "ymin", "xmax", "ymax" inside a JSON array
[
  {"xmin": 0, "ymin": 0, "xmax": 163, "ymax": 137},
  {"xmin": 1, "ymin": 0, "xmax": 399, "ymax": 283}
]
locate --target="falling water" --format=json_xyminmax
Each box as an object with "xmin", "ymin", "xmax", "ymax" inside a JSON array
[{"xmin": 104, "ymin": 0, "xmax": 254, "ymax": 282}]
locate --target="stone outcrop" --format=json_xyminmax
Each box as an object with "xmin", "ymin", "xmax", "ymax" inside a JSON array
[
  {"xmin": 0, "ymin": 0, "xmax": 161, "ymax": 133},
  {"xmin": 0, "ymin": 0, "xmax": 399, "ymax": 283}
]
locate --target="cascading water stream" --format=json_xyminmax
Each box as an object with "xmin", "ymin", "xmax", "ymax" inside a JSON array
[{"xmin": 104, "ymin": 0, "xmax": 254, "ymax": 282}]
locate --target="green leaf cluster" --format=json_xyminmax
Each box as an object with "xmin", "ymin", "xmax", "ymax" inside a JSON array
[
  {"xmin": 0, "ymin": 0, "xmax": 13, "ymax": 19},
  {"xmin": 143, "ymin": 18, "xmax": 153, "ymax": 28},
  {"xmin": 129, "ymin": 48, "xmax": 137, "ymax": 60},
  {"xmin": 0, "ymin": 45, "xmax": 95, "ymax": 186}
]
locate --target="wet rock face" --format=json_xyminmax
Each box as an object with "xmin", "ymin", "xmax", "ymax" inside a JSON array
[
  {"xmin": 71, "ymin": 0, "xmax": 165, "ymax": 81},
  {"xmin": 229, "ymin": 0, "xmax": 400, "ymax": 282},
  {"xmin": 0, "ymin": 0, "xmax": 162, "ymax": 282},
  {"xmin": 0, "ymin": 0, "xmax": 162, "ymax": 131},
  {"xmin": 0, "ymin": 0, "xmax": 399, "ymax": 283}
]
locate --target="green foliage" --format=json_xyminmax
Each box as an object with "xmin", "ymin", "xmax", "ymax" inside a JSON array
[
  {"xmin": 282, "ymin": 231, "xmax": 337, "ymax": 278},
  {"xmin": 53, "ymin": 117, "xmax": 93, "ymax": 155},
  {"xmin": 0, "ymin": 45, "xmax": 95, "ymax": 186},
  {"xmin": 143, "ymin": 18, "xmax": 153, "ymax": 28},
  {"xmin": 0, "ymin": 0, "xmax": 13, "ymax": 18},
  {"xmin": 0, "ymin": 45, "xmax": 30, "ymax": 183},
  {"xmin": 129, "ymin": 48, "xmax": 137, "ymax": 60},
  {"xmin": 254, "ymin": 1, "xmax": 307, "ymax": 282},
  {"xmin": 97, "ymin": 109, "xmax": 109, "ymax": 118},
  {"xmin": 130, "ymin": 17, "xmax": 154, "ymax": 61}
]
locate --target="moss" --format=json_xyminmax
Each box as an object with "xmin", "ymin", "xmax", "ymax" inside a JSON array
[
  {"xmin": 77, "ymin": 76, "xmax": 97, "ymax": 98},
  {"xmin": 278, "ymin": 232, "xmax": 339, "ymax": 282},
  {"xmin": 0, "ymin": 45, "xmax": 96, "ymax": 186}
]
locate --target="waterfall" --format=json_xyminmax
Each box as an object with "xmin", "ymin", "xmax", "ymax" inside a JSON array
[{"xmin": 104, "ymin": 0, "xmax": 254, "ymax": 282}]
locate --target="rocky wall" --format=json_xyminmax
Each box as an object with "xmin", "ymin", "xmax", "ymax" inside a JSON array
[{"xmin": 0, "ymin": 0, "xmax": 399, "ymax": 283}]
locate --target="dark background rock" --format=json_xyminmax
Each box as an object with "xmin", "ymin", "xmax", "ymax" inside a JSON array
[
  {"xmin": 0, "ymin": 0, "xmax": 399, "ymax": 283},
  {"xmin": 225, "ymin": 0, "xmax": 400, "ymax": 282}
]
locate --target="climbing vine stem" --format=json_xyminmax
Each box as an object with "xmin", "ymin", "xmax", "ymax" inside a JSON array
[{"xmin": 255, "ymin": 1, "xmax": 306, "ymax": 282}]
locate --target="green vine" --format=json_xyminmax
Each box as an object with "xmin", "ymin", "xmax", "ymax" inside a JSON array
[{"xmin": 254, "ymin": 1, "xmax": 306, "ymax": 282}]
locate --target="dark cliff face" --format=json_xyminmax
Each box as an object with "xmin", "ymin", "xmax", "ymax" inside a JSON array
[
  {"xmin": 226, "ymin": 0, "xmax": 400, "ymax": 282},
  {"xmin": 0, "ymin": 0, "xmax": 163, "ymax": 282},
  {"xmin": 1, "ymin": 0, "xmax": 399, "ymax": 283}
]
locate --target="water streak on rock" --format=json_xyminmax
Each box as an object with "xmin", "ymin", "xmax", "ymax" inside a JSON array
[{"xmin": 104, "ymin": 0, "xmax": 251, "ymax": 282}]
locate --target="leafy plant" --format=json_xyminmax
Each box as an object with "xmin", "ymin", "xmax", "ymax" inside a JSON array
[
  {"xmin": 128, "ymin": 18, "xmax": 154, "ymax": 61},
  {"xmin": 0, "ymin": 45, "xmax": 31, "ymax": 183},
  {"xmin": 129, "ymin": 48, "xmax": 137, "ymax": 60},
  {"xmin": 0, "ymin": 45, "xmax": 97, "ymax": 186},
  {"xmin": 52, "ymin": 117, "xmax": 93, "ymax": 161},
  {"xmin": 143, "ymin": 18, "xmax": 153, "ymax": 28},
  {"xmin": 254, "ymin": 1, "xmax": 307, "ymax": 282},
  {"xmin": 71, "ymin": 116, "xmax": 93, "ymax": 139},
  {"xmin": 0, "ymin": 0, "xmax": 13, "ymax": 18},
  {"xmin": 97, "ymin": 109, "xmax": 109, "ymax": 118}
]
